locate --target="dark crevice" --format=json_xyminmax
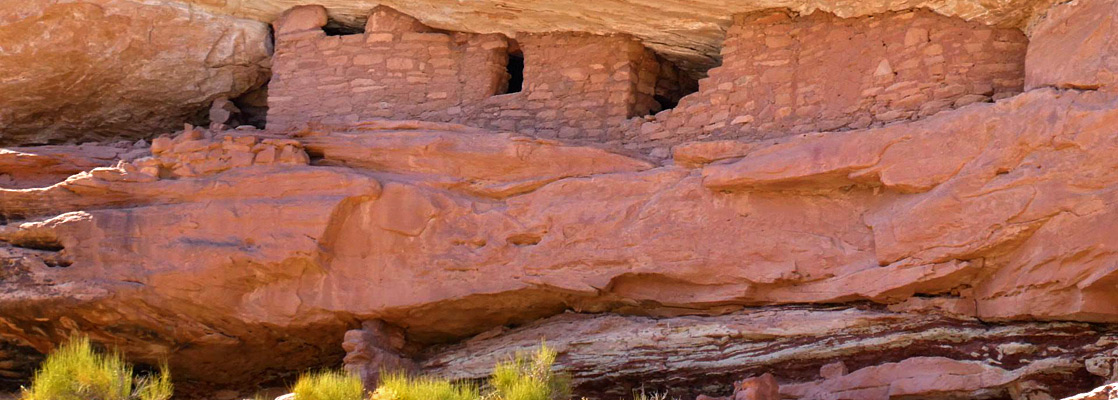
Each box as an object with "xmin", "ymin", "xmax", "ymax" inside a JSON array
[
  {"xmin": 654, "ymin": 94, "xmax": 678, "ymax": 112},
  {"xmin": 323, "ymin": 19, "xmax": 364, "ymax": 36},
  {"xmin": 9, "ymin": 239, "xmax": 63, "ymax": 252},
  {"xmin": 230, "ymin": 82, "xmax": 269, "ymax": 129},
  {"xmin": 644, "ymin": 55, "xmax": 701, "ymax": 115}
]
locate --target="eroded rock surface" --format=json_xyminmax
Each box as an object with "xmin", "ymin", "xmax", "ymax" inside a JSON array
[
  {"xmin": 0, "ymin": 0, "xmax": 271, "ymax": 145},
  {"xmin": 1026, "ymin": 0, "xmax": 1118, "ymax": 92},
  {"xmin": 3, "ymin": 0, "xmax": 1118, "ymax": 398},
  {"xmin": 1, "ymin": 86, "xmax": 1118, "ymax": 395},
  {"xmin": 421, "ymin": 308, "xmax": 1117, "ymax": 399}
]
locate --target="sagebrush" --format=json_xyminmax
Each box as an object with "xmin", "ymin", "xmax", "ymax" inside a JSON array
[
  {"xmin": 20, "ymin": 335, "xmax": 172, "ymax": 400},
  {"xmin": 292, "ymin": 369, "xmax": 366, "ymax": 400},
  {"xmin": 365, "ymin": 343, "xmax": 568, "ymax": 400}
]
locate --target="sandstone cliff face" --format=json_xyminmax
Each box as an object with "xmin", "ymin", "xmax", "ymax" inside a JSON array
[
  {"xmin": 3, "ymin": 0, "xmax": 1118, "ymax": 399},
  {"xmin": 0, "ymin": 0, "xmax": 271, "ymax": 145},
  {"xmin": 3, "ymin": 88, "xmax": 1118, "ymax": 397},
  {"xmin": 1025, "ymin": 0, "xmax": 1118, "ymax": 92}
]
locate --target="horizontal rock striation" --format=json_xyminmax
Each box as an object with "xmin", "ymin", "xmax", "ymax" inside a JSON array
[{"xmin": 420, "ymin": 307, "xmax": 1118, "ymax": 399}]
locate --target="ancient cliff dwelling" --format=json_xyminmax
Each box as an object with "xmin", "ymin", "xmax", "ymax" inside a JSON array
[{"xmin": 1, "ymin": 0, "xmax": 1118, "ymax": 399}]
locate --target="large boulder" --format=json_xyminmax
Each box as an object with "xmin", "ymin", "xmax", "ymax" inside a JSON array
[
  {"xmin": 1026, "ymin": 0, "xmax": 1118, "ymax": 91},
  {"xmin": 0, "ymin": 0, "xmax": 271, "ymax": 145}
]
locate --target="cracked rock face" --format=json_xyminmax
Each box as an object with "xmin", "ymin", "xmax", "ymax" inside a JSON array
[{"xmin": 0, "ymin": 0, "xmax": 271, "ymax": 145}]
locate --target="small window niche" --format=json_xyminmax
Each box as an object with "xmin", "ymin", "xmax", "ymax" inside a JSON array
[
  {"xmin": 505, "ymin": 53, "xmax": 525, "ymax": 94},
  {"xmin": 323, "ymin": 18, "xmax": 364, "ymax": 36},
  {"xmin": 498, "ymin": 40, "xmax": 524, "ymax": 95}
]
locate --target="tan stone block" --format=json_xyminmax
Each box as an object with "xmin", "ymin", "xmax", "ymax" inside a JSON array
[
  {"xmin": 354, "ymin": 54, "xmax": 384, "ymax": 65},
  {"xmin": 386, "ymin": 58, "xmax": 414, "ymax": 70},
  {"xmin": 366, "ymin": 33, "xmax": 395, "ymax": 43},
  {"xmin": 254, "ymin": 146, "xmax": 277, "ymax": 164},
  {"xmin": 402, "ymin": 32, "xmax": 450, "ymax": 43},
  {"xmin": 561, "ymin": 68, "xmax": 590, "ymax": 81},
  {"xmin": 764, "ymin": 35, "xmax": 795, "ymax": 48},
  {"xmin": 904, "ymin": 28, "xmax": 929, "ymax": 46}
]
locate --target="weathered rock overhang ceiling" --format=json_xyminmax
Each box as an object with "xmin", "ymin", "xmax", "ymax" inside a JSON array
[{"xmin": 170, "ymin": 0, "xmax": 1056, "ymax": 75}]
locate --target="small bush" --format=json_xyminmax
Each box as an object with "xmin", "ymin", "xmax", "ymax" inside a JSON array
[
  {"xmin": 370, "ymin": 343, "xmax": 567, "ymax": 400},
  {"xmin": 20, "ymin": 336, "xmax": 172, "ymax": 400},
  {"xmin": 490, "ymin": 345, "xmax": 569, "ymax": 400},
  {"xmin": 292, "ymin": 370, "xmax": 366, "ymax": 400},
  {"xmin": 373, "ymin": 372, "xmax": 478, "ymax": 400}
]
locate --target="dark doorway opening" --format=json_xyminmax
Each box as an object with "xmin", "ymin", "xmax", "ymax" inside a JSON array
[
  {"xmin": 654, "ymin": 94, "xmax": 679, "ymax": 112},
  {"xmin": 504, "ymin": 52, "xmax": 524, "ymax": 94}
]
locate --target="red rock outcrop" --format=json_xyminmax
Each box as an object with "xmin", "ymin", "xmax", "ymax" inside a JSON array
[
  {"xmin": 1025, "ymin": 0, "xmax": 1117, "ymax": 92},
  {"xmin": 2, "ymin": 85, "xmax": 1118, "ymax": 396},
  {"xmin": 0, "ymin": 0, "xmax": 271, "ymax": 145},
  {"xmin": 420, "ymin": 309, "xmax": 1117, "ymax": 399},
  {"xmin": 4, "ymin": 0, "xmax": 1118, "ymax": 398},
  {"xmin": 0, "ymin": 142, "xmax": 148, "ymax": 189}
]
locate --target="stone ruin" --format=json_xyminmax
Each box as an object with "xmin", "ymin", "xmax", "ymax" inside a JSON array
[
  {"xmin": 6, "ymin": 0, "xmax": 1118, "ymax": 398},
  {"xmin": 268, "ymin": 5, "xmax": 692, "ymax": 145},
  {"xmin": 267, "ymin": 4, "xmax": 1027, "ymax": 155}
]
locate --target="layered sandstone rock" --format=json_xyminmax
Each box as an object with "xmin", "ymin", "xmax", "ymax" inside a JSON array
[
  {"xmin": 420, "ymin": 309, "xmax": 1117, "ymax": 398},
  {"xmin": 1025, "ymin": 0, "xmax": 1118, "ymax": 92},
  {"xmin": 0, "ymin": 0, "xmax": 271, "ymax": 145},
  {"xmin": 0, "ymin": 142, "xmax": 148, "ymax": 189},
  {"xmin": 4, "ymin": 0, "xmax": 1118, "ymax": 398},
  {"xmin": 3, "ymin": 85, "xmax": 1118, "ymax": 394}
]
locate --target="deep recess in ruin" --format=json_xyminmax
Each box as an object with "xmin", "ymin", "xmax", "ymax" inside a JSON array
[{"xmin": 2, "ymin": 0, "xmax": 1118, "ymax": 399}]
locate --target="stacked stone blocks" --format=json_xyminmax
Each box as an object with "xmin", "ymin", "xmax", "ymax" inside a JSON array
[
  {"xmin": 627, "ymin": 9, "xmax": 1028, "ymax": 150},
  {"xmin": 267, "ymin": 6, "xmax": 1029, "ymax": 155}
]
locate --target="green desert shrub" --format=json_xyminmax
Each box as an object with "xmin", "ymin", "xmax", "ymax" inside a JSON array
[
  {"xmin": 489, "ymin": 344, "xmax": 569, "ymax": 400},
  {"xmin": 20, "ymin": 335, "xmax": 172, "ymax": 400},
  {"xmin": 374, "ymin": 372, "xmax": 478, "ymax": 400},
  {"xmin": 370, "ymin": 343, "xmax": 568, "ymax": 400},
  {"xmin": 292, "ymin": 370, "xmax": 366, "ymax": 400}
]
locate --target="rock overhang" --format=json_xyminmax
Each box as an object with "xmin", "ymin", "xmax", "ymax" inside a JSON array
[{"xmin": 164, "ymin": 0, "xmax": 1054, "ymax": 77}]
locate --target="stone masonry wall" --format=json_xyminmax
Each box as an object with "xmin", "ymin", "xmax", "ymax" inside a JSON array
[
  {"xmin": 267, "ymin": 6, "xmax": 509, "ymax": 131},
  {"xmin": 268, "ymin": 6, "xmax": 1027, "ymax": 154},
  {"xmin": 627, "ymin": 9, "xmax": 1028, "ymax": 151},
  {"xmin": 267, "ymin": 6, "xmax": 690, "ymax": 141},
  {"xmin": 459, "ymin": 33, "xmax": 672, "ymax": 141}
]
